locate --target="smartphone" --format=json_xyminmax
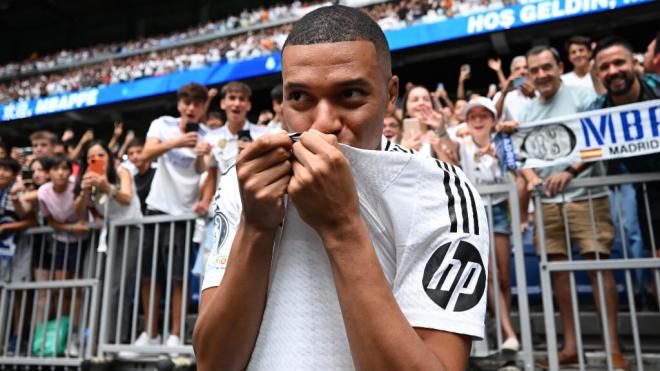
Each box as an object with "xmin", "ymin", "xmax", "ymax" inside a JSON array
[
  {"xmin": 461, "ymin": 64, "xmax": 471, "ymax": 73},
  {"xmin": 88, "ymin": 158, "xmax": 106, "ymax": 175},
  {"xmin": 127, "ymin": 129, "xmax": 135, "ymax": 137},
  {"xmin": 436, "ymin": 82, "xmax": 445, "ymax": 91},
  {"xmin": 237, "ymin": 129, "xmax": 253, "ymax": 142},
  {"xmin": 21, "ymin": 168, "xmax": 33, "ymax": 185},
  {"xmin": 402, "ymin": 118, "xmax": 423, "ymax": 138},
  {"xmin": 513, "ymin": 77, "xmax": 527, "ymax": 89},
  {"xmin": 184, "ymin": 122, "xmax": 200, "ymax": 133},
  {"xmin": 22, "ymin": 147, "xmax": 33, "ymax": 156}
]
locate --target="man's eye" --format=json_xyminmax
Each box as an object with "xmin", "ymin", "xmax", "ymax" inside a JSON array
[
  {"xmin": 342, "ymin": 89, "xmax": 364, "ymax": 99},
  {"xmin": 288, "ymin": 92, "xmax": 305, "ymax": 102}
]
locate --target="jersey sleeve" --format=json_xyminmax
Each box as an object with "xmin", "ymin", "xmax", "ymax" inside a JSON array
[
  {"xmin": 392, "ymin": 159, "xmax": 490, "ymax": 339},
  {"xmin": 146, "ymin": 117, "xmax": 165, "ymax": 141},
  {"xmin": 201, "ymin": 166, "xmax": 242, "ymax": 291}
]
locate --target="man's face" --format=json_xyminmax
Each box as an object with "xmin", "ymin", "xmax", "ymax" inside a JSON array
[
  {"xmin": 527, "ymin": 50, "xmax": 563, "ymax": 100},
  {"xmin": 177, "ymin": 98, "xmax": 206, "ymax": 124},
  {"xmin": 31, "ymin": 139, "xmax": 54, "ymax": 157},
  {"xmin": 127, "ymin": 145, "xmax": 144, "ymax": 168},
  {"xmin": 596, "ymin": 45, "xmax": 637, "ymax": 96},
  {"xmin": 524, "ymin": 124, "xmax": 573, "ymax": 160},
  {"xmin": 643, "ymin": 39, "xmax": 659, "ymax": 74},
  {"xmin": 511, "ymin": 58, "xmax": 528, "ymax": 79},
  {"xmin": 0, "ymin": 166, "xmax": 16, "ymax": 189},
  {"xmin": 567, "ymin": 43, "xmax": 592, "ymax": 70},
  {"xmin": 281, "ymin": 41, "xmax": 398, "ymax": 150},
  {"xmin": 220, "ymin": 91, "xmax": 252, "ymax": 125}
]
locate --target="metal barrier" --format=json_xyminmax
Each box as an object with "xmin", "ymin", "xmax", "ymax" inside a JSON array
[
  {"xmin": 0, "ymin": 226, "xmax": 103, "ymax": 368},
  {"xmin": 475, "ymin": 181, "xmax": 535, "ymax": 371},
  {"xmin": 97, "ymin": 213, "xmax": 198, "ymax": 359},
  {"xmin": 535, "ymin": 172, "xmax": 660, "ymax": 371}
]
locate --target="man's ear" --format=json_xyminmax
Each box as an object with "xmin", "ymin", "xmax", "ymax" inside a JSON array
[{"xmin": 387, "ymin": 75, "xmax": 399, "ymax": 113}]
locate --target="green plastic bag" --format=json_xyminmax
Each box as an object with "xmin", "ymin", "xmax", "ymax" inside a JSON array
[{"xmin": 32, "ymin": 316, "xmax": 70, "ymax": 357}]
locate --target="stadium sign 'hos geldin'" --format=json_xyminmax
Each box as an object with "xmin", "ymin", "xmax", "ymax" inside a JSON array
[{"xmin": 506, "ymin": 100, "xmax": 660, "ymax": 168}]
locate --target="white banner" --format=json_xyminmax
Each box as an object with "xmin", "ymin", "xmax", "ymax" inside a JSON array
[{"xmin": 509, "ymin": 99, "xmax": 660, "ymax": 168}]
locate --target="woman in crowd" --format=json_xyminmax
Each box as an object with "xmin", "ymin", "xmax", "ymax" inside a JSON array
[
  {"xmin": 73, "ymin": 140, "xmax": 142, "ymax": 345},
  {"xmin": 37, "ymin": 154, "xmax": 90, "ymax": 356},
  {"xmin": 382, "ymin": 112, "xmax": 403, "ymax": 144},
  {"xmin": 400, "ymin": 85, "xmax": 446, "ymax": 156}
]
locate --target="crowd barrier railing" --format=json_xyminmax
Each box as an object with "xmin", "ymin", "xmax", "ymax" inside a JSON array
[
  {"xmin": 97, "ymin": 213, "xmax": 198, "ymax": 359},
  {"xmin": 0, "ymin": 226, "xmax": 103, "ymax": 367},
  {"xmin": 475, "ymin": 181, "xmax": 534, "ymax": 371},
  {"xmin": 535, "ymin": 172, "xmax": 660, "ymax": 371}
]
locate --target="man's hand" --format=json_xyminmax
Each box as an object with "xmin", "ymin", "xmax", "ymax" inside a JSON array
[
  {"xmin": 176, "ymin": 132, "xmax": 199, "ymax": 148},
  {"xmin": 195, "ymin": 141, "xmax": 211, "ymax": 157},
  {"xmin": 192, "ymin": 200, "xmax": 210, "ymax": 216},
  {"xmin": 487, "ymin": 58, "xmax": 502, "ymax": 72},
  {"xmin": 495, "ymin": 120, "xmax": 519, "ymax": 133},
  {"xmin": 543, "ymin": 171, "xmax": 574, "ymax": 197},
  {"xmin": 520, "ymin": 80, "xmax": 535, "ymax": 98},
  {"xmin": 288, "ymin": 130, "xmax": 360, "ymax": 240},
  {"xmin": 80, "ymin": 130, "xmax": 94, "ymax": 145},
  {"xmin": 237, "ymin": 132, "xmax": 292, "ymax": 231}
]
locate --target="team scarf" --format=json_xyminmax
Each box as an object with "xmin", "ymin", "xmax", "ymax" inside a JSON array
[{"xmin": 495, "ymin": 99, "xmax": 660, "ymax": 168}]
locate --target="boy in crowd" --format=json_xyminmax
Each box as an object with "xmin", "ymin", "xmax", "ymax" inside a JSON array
[{"xmin": 121, "ymin": 83, "xmax": 214, "ymax": 355}]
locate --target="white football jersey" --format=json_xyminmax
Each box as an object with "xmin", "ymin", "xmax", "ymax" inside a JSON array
[{"xmin": 202, "ymin": 137, "xmax": 489, "ymax": 370}]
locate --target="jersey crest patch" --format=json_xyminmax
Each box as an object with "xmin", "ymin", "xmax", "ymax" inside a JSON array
[
  {"xmin": 214, "ymin": 211, "xmax": 229, "ymax": 254},
  {"xmin": 422, "ymin": 241, "xmax": 485, "ymax": 312}
]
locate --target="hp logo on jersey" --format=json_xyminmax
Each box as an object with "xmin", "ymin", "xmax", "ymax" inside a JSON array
[{"xmin": 422, "ymin": 241, "xmax": 485, "ymax": 312}]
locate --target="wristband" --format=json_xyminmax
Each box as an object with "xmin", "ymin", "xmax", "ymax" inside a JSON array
[
  {"xmin": 434, "ymin": 129, "xmax": 447, "ymax": 138},
  {"xmin": 565, "ymin": 166, "xmax": 580, "ymax": 177}
]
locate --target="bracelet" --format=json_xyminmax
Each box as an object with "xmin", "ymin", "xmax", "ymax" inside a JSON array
[
  {"xmin": 565, "ymin": 166, "xmax": 580, "ymax": 177},
  {"xmin": 434, "ymin": 129, "xmax": 447, "ymax": 138}
]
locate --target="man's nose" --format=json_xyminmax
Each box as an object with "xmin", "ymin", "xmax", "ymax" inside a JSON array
[{"xmin": 310, "ymin": 100, "xmax": 342, "ymax": 135}]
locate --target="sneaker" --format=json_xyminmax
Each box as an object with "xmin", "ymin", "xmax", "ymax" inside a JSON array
[
  {"xmin": 500, "ymin": 337, "xmax": 520, "ymax": 354},
  {"xmin": 118, "ymin": 331, "xmax": 161, "ymax": 359},
  {"xmin": 66, "ymin": 341, "xmax": 80, "ymax": 358},
  {"xmin": 165, "ymin": 334, "xmax": 181, "ymax": 358}
]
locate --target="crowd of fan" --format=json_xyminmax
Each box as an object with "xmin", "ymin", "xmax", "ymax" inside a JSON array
[
  {"xmin": 0, "ymin": 0, "xmax": 516, "ymax": 104},
  {"xmin": 0, "ymin": 31, "xmax": 658, "ymax": 368}
]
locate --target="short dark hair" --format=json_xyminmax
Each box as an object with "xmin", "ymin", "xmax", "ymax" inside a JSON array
[
  {"xmin": 207, "ymin": 111, "xmax": 223, "ymax": 121},
  {"xmin": 126, "ymin": 138, "xmax": 145, "ymax": 152},
  {"xmin": 283, "ymin": 5, "xmax": 391, "ymax": 76},
  {"xmin": 177, "ymin": 83, "xmax": 208, "ymax": 103},
  {"xmin": 564, "ymin": 35, "xmax": 591, "ymax": 53},
  {"xmin": 44, "ymin": 154, "xmax": 72, "ymax": 172},
  {"xmin": 526, "ymin": 45, "xmax": 562, "ymax": 64},
  {"xmin": 270, "ymin": 84, "xmax": 283, "ymax": 103},
  {"xmin": 0, "ymin": 158, "xmax": 20, "ymax": 175},
  {"xmin": 593, "ymin": 36, "xmax": 634, "ymax": 58},
  {"xmin": 220, "ymin": 81, "xmax": 252, "ymax": 99}
]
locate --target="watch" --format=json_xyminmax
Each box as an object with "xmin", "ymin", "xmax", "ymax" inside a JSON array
[
  {"xmin": 434, "ymin": 128, "xmax": 447, "ymax": 138},
  {"xmin": 565, "ymin": 166, "xmax": 580, "ymax": 177}
]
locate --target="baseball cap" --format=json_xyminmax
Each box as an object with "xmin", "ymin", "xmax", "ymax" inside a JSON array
[{"xmin": 461, "ymin": 96, "xmax": 497, "ymax": 118}]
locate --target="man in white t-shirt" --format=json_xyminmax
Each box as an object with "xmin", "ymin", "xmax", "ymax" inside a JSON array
[
  {"xmin": 193, "ymin": 5, "xmax": 488, "ymax": 371},
  {"xmin": 203, "ymin": 81, "xmax": 274, "ymax": 176},
  {"xmin": 561, "ymin": 35, "xmax": 603, "ymax": 94},
  {"xmin": 492, "ymin": 56, "xmax": 536, "ymax": 122},
  {"xmin": 124, "ymin": 83, "xmax": 214, "ymax": 355}
]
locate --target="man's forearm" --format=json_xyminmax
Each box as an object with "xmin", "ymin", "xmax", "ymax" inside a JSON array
[
  {"xmin": 142, "ymin": 140, "xmax": 176, "ymax": 162},
  {"xmin": 193, "ymin": 221, "xmax": 276, "ymax": 371},
  {"xmin": 322, "ymin": 219, "xmax": 448, "ymax": 371}
]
